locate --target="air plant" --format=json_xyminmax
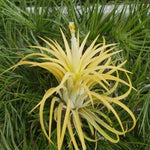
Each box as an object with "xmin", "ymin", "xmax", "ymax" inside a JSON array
[{"xmin": 4, "ymin": 22, "xmax": 136, "ymax": 150}]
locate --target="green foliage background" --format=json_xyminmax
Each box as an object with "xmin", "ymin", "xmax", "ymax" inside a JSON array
[{"xmin": 0, "ymin": 0, "xmax": 150, "ymax": 149}]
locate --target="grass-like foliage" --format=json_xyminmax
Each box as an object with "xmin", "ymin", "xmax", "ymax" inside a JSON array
[{"xmin": 4, "ymin": 22, "xmax": 136, "ymax": 150}]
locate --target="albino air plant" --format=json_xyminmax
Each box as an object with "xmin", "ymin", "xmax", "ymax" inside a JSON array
[{"xmin": 6, "ymin": 22, "xmax": 136, "ymax": 150}]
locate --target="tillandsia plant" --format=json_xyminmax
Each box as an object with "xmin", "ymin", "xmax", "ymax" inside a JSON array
[{"xmin": 4, "ymin": 22, "xmax": 136, "ymax": 150}]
